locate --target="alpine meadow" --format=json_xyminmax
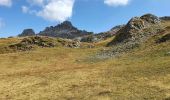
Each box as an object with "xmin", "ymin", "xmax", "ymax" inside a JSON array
[{"xmin": 0, "ymin": 0, "xmax": 170, "ymax": 100}]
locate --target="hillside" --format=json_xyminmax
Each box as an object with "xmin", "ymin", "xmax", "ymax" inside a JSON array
[{"xmin": 0, "ymin": 14, "xmax": 170, "ymax": 100}]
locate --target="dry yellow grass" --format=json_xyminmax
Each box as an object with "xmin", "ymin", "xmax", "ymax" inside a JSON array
[
  {"xmin": 0, "ymin": 21, "xmax": 170, "ymax": 100},
  {"xmin": 0, "ymin": 37, "xmax": 21, "ymax": 46},
  {"xmin": 94, "ymin": 36, "xmax": 115, "ymax": 47},
  {"xmin": 0, "ymin": 40, "xmax": 170, "ymax": 100}
]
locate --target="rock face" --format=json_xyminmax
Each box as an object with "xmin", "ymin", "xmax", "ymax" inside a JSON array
[
  {"xmin": 38, "ymin": 21, "xmax": 93, "ymax": 39},
  {"xmin": 108, "ymin": 14, "xmax": 162, "ymax": 46},
  {"xmin": 18, "ymin": 29, "xmax": 35, "ymax": 37}
]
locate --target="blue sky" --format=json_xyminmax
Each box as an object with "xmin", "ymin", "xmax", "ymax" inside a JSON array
[{"xmin": 0, "ymin": 0, "xmax": 170, "ymax": 37}]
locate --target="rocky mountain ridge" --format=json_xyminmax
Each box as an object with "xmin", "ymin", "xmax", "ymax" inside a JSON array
[
  {"xmin": 18, "ymin": 21, "xmax": 124, "ymax": 41},
  {"xmin": 18, "ymin": 14, "xmax": 170, "ymax": 46},
  {"xmin": 38, "ymin": 21, "xmax": 93, "ymax": 39},
  {"xmin": 18, "ymin": 21, "xmax": 93, "ymax": 39},
  {"xmin": 18, "ymin": 29, "xmax": 35, "ymax": 37}
]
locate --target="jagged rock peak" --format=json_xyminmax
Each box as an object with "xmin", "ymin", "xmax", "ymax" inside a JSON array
[
  {"xmin": 38, "ymin": 21, "xmax": 92, "ymax": 39},
  {"xmin": 18, "ymin": 29, "xmax": 35, "ymax": 37},
  {"xmin": 56, "ymin": 21, "xmax": 76, "ymax": 29},
  {"xmin": 61, "ymin": 21, "xmax": 73, "ymax": 26}
]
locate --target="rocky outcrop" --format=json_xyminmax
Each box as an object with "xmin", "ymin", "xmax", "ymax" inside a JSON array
[
  {"xmin": 18, "ymin": 29, "xmax": 35, "ymax": 37},
  {"xmin": 100, "ymin": 14, "xmax": 164, "ymax": 58},
  {"xmin": 108, "ymin": 14, "xmax": 162, "ymax": 46},
  {"xmin": 9, "ymin": 36, "xmax": 56, "ymax": 51},
  {"xmin": 38, "ymin": 21, "xmax": 93, "ymax": 39},
  {"xmin": 8, "ymin": 36, "xmax": 83, "ymax": 51},
  {"xmin": 57, "ymin": 39, "xmax": 81, "ymax": 48}
]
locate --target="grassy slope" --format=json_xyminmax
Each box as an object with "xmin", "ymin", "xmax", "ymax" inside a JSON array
[{"xmin": 0, "ymin": 22, "xmax": 170, "ymax": 100}]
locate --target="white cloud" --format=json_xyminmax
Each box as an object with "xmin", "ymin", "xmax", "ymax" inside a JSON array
[
  {"xmin": 27, "ymin": 0, "xmax": 44, "ymax": 6},
  {"xmin": 22, "ymin": 6, "xmax": 37, "ymax": 14},
  {"xmin": 0, "ymin": 18, "xmax": 5, "ymax": 29},
  {"xmin": 0, "ymin": 0, "xmax": 12, "ymax": 7},
  {"xmin": 104, "ymin": 0, "xmax": 130, "ymax": 6},
  {"xmin": 37, "ymin": 0, "xmax": 75, "ymax": 22},
  {"xmin": 23, "ymin": 0, "xmax": 75, "ymax": 22},
  {"xmin": 22, "ymin": 6, "xmax": 29, "ymax": 13}
]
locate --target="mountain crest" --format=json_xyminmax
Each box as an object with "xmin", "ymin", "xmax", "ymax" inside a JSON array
[
  {"xmin": 38, "ymin": 21, "xmax": 92, "ymax": 39},
  {"xmin": 55, "ymin": 21, "xmax": 76, "ymax": 30},
  {"xmin": 18, "ymin": 29, "xmax": 35, "ymax": 37},
  {"xmin": 61, "ymin": 21, "xmax": 73, "ymax": 27}
]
